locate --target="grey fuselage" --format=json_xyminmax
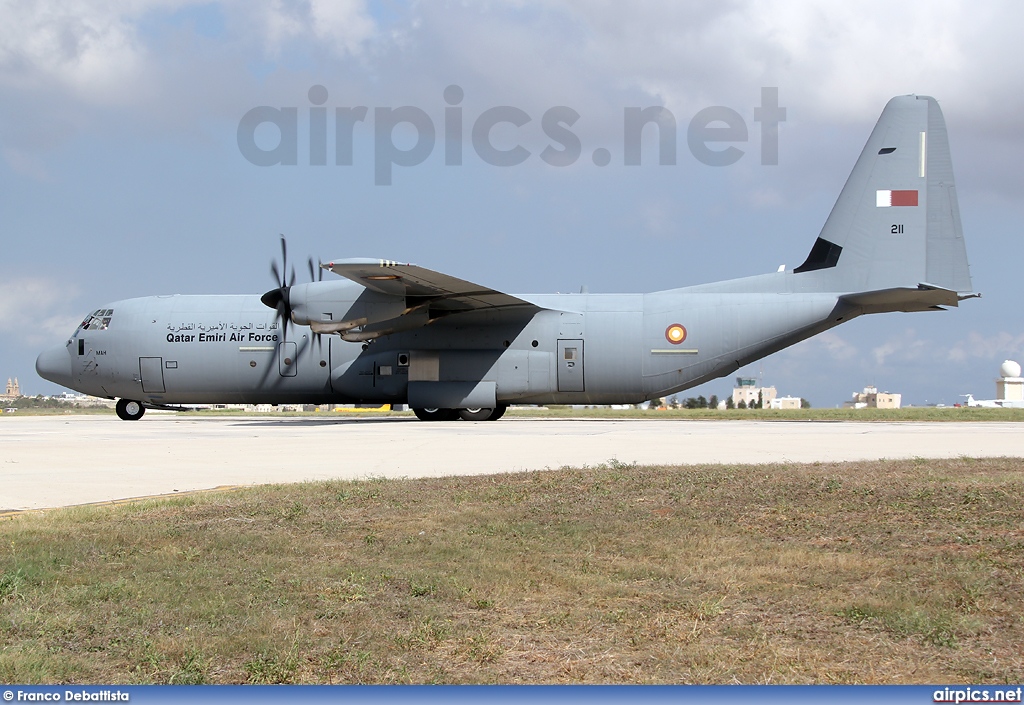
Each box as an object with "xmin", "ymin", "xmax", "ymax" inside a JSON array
[{"xmin": 56, "ymin": 273, "xmax": 850, "ymax": 407}]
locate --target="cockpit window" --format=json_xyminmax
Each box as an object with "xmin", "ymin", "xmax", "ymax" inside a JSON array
[{"xmin": 78, "ymin": 309, "xmax": 114, "ymax": 332}]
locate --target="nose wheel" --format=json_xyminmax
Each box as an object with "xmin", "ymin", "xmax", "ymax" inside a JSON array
[{"xmin": 115, "ymin": 399, "xmax": 146, "ymax": 421}]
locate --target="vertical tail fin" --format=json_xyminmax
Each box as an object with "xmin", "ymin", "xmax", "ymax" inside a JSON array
[{"xmin": 795, "ymin": 95, "xmax": 972, "ymax": 294}]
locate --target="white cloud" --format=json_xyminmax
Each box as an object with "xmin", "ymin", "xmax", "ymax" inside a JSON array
[
  {"xmin": 867, "ymin": 327, "xmax": 1024, "ymax": 370},
  {"xmin": 0, "ymin": 0, "xmax": 145, "ymax": 101},
  {"xmin": 242, "ymin": 0, "xmax": 375, "ymax": 57},
  {"xmin": 308, "ymin": 0, "xmax": 375, "ymax": 56},
  {"xmin": 515, "ymin": 0, "xmax": 1014, "ymax": 122},
  {"xmin": 386, "ymin": 0, "xmax": 1024, "ymax": 145},
  {"xmin": 948, "ymin": 331, "xmax": 1024, "ymax": 364},
  {"xmin": 871, "ymin": 328, "xmax": 933, "ymax": 366},
  {"xmin": 0, "ymin": 277, "xmax": 81, "ymax": 345},
  {"xmin": 1, "ymin": 1, "xmax": 1020, "ymax": 112},
  {"xmin": 3, "ymin": 0, "xmax": 1024, "ymax": 149},
  {"xmin": 784, "ymin": 330, "xmax": 860, "ymax": 362},
  {"xmin": 0, "ymin": 0, "xmax": 377, "ymax": 101}
]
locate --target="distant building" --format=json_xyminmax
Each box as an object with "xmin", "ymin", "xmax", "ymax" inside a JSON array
[
  {"xmin": 51, "ymin": 392, "xmax": 117, "ymax": 408},
  {"xmin": 1, "ymin": 377, "xmax": 20, "ymax": 400},
  {"xmin": 732, "ymin": 377, "xmax": 777, "ymax": 408},
  {"xmin": 844, "ymin": 386, "xmax": 902, "ymax": 409},
  {"xmin": 244, "ymin": 404, "xmax": 307, "ymax": 412},
  {"xmin": 770, "ymin": 396, "xmax": 802, "ymax": 410}
]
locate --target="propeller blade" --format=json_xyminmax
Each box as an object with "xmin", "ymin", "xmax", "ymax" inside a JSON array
[
  {"xmin": 255, "ymin": 334, "xmax": 311, "ymax": 389},
  {"xmin": 294, "ymin": 334, "xmax": 310, "ymax": 361},
  {"xmin": 276, "ymin": 301, "xmax": 289, "ymax": 342},
  {"xmin": 260, "ymin": 234, "xmax": 333, "ymax": 386}
]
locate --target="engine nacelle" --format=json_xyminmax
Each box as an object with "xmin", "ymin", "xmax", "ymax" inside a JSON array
[{"xmin": 287, "ymin": 280, "xmax": 406, "ymax": 331}]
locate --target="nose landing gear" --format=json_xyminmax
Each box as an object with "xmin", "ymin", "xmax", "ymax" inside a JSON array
[{"xmin": 115, "ymin": 399, "xmax": 146, "ymax": 421}]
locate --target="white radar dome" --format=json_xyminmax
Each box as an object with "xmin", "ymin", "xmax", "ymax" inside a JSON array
[{"xmin": 1000, "ymin": 360, "xmax": 1022, "ymax": 378}]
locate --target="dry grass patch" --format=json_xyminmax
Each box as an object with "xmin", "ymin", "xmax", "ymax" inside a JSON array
[{"xmin": 0, "ymin": 457, "xmax": 1022, "ymax": 684}]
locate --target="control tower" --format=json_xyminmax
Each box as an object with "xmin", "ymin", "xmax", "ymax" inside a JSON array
[{"xmin": 997, "ymin": 360, "xmax": 1023, "ymax": 403}]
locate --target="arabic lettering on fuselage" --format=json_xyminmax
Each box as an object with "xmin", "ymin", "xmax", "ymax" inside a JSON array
[
  {"xmin": 165, "ymin": 320, "xmax": 279, "ymax": 343},
  {"xmin": 166, "ymin": 321, "xmax": 277, "ymax": 333}
]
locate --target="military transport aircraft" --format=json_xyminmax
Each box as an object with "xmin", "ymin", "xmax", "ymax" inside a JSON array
[{"xmin": 37, "ymin": 95, "xmax": 975, "ymax": 421}]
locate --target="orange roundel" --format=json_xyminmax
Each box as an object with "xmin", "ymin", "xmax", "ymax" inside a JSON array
[{"xmin": 665, "ymin": 324, "xmax": 687, "ymax": 345}]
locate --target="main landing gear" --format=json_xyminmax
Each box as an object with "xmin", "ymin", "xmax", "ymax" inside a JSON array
[
  {"xmin": 413, "ymin": 405, "xmax": 507, "ymax": 422},
  {"xmin": 115, "ymin": 398, "xmax": 146, "ymax": 421}
]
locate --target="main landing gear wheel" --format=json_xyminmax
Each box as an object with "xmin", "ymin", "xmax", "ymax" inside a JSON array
[
  {"xmin": 457, "ymin": 405, "xmax": 508, "ymax": 421},
  {"xmin": 413, "ymin": 407, "xmax": 459, "ymax": 421},
  {"xmin": 115, "ymin": 399, "xmax": 145, "ymax": 421}
]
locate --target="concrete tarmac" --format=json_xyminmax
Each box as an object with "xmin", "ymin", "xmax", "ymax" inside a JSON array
[{"xmin": 2, "ymin": 415, "xmax": 1023, "ymax": 511}]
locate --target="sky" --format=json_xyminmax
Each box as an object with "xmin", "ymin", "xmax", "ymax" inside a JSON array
[{"xmin": 2, "ymin": 0, "xmax": 1023, "ymax": 407}]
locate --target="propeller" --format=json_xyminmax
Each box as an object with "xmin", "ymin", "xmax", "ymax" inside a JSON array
[
  {"xmin": 257, "ymin": 234, "xmax": 322, "ymax": 387},
  {"xmin": 261, "ymin": 235, "xmax": 296, "ymax": 343},
  {"xmin": 307, "ymin": 255, "xmax": 323, "ymax": 283},
  {"xmin": 306, "ymin": 255, "xmax": 325, "ymax": 356}
]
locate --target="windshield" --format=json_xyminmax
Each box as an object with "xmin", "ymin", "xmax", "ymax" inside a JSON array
[{"xmin": 76, "ymin": 308, "xmax": 114, "ymax": 334}]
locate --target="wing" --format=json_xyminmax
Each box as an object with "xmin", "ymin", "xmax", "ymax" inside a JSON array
[
  {"xmin": 320, "ymin": 258, "xmax": 542, "ymax": 341},
  {"xmin": 324, "ymin": 258, "xmax": 536, "ymax": 313}
]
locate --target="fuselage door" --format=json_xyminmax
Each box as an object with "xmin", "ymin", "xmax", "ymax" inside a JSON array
[
  {"xmin": 139, "ymin": 357, "xmax": 165, "ymax": 393},
  {"xmin": 278, "ymin": 341, "xmax": 298, "ymax": 377},
  {"xmin": 557, "ymin": 339, "xmax": 584, "ymax": 392}
]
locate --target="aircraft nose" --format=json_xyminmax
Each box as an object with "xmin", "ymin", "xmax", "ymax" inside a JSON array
[{"xmin": 36, "ymin": 344, "xmax": 73, "ymax": 389}]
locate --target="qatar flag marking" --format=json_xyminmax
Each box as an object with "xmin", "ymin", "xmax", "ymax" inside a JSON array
[{"xmin": 876, "ymin": 189, "xmax": 918, "ymax": 207}]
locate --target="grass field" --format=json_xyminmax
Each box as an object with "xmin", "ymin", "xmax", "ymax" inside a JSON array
[{"xmin": 1, "ymin": 457, "xmax": 1022, "ymax": 684}]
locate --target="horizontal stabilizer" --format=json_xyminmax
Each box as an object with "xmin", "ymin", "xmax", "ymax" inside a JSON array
[{"xmin": 839, "ymin": 283, "xmax": 965, "ymax": 314}]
